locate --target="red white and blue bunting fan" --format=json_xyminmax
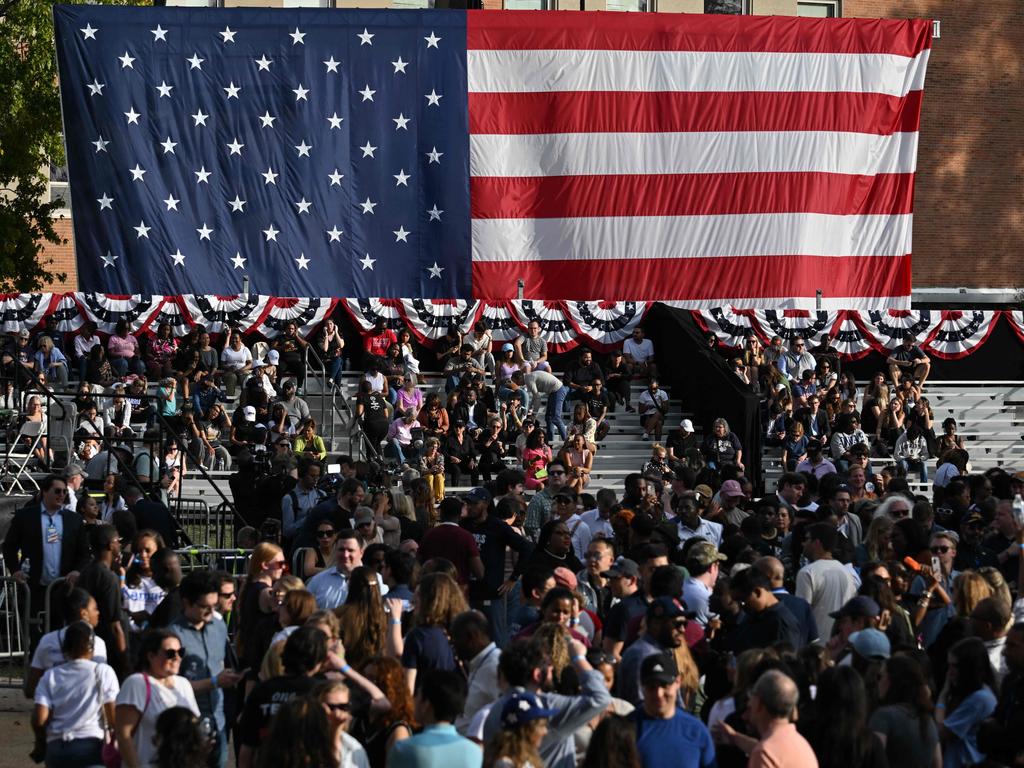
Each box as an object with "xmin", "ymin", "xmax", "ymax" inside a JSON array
[
  {"xmin": 49, "ymin": 293, "xmax": 86, "ymax": 332},
  {"xmin": 181, "ymin": 294, "xmax": 272, "ymax": 335},
  {"xmin": 564, "ymin": 301, "xmax": 649, "ymax": 351},
  {"xmin": 400, "ymin": 300, "xmax": 479, "ymax": 343},
  {"xmin": 1008, "ymin": 311, "xmax": 1024, "ymax": 344},
  {"xmin": 753, "ymin": 310, "xmax": 835, "ymax": 344},
  {"xmin": 256, "ymin": 298, "xmax": 338, "ymax": 338},
  {"xmin": 0, "ymin": 293, "xmax": 57, "ymax": 334},
  {"xmin": 923, "ymin": 310, "xmax": 1000, "ymax": 360},
  {"xmin": 828, "ymin": 311, "xmax": 875, "ymax": 360},
  {"xmin": 860, "ymin": 309, "xmax": 943, "ymax": 352},
  {"xmin": 143, "ymin": 296, "xmax": 194, "ymax": 337},
  {"xmin": 476, "ymin": 301, "xmax": 521, "ymax": 344},
  {"xmin": 694, "ymin": 308, "xmax": 758, "ymax": 349},
  {"xmin": 342, "ymin": 299, "xmax": 405, "ymax": 332},
  {"xmin": 512, "ymin": 301, "xmax": 579, "ymax": 353},
  {"xmin": 74, "ymin": 293, "xmax": 163, "ymax": 333}
]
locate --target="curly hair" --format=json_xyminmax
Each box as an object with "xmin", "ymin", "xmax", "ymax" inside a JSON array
[
  {"xmin": 362, "ymin": 656, "xmax": 418, "ymax": 730},
  {"xmin": 531, "ymin": 622, "xmax": 572, "ymax": 684}
]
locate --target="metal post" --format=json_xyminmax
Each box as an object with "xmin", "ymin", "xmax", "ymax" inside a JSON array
[
  {"xmin": 517, "ymin": 279, "xmax": 524, "ymax": 301},
  {"xmin": 815, "ymin": 289, "xmax": 823, "ymax": 311},
  {"xmin": 241, "ymin": 275, "xmax": 250, "ymax": 296}
]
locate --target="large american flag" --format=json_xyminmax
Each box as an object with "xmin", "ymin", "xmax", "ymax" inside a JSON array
[{"xmin": 54, "ymin": 7, "xmax": 931, "ymax": 308}]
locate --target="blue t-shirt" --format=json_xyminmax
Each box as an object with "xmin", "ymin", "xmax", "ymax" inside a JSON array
[
  {"xmin": 942, "ymin": 687, "xmax": 997, "ymax": 768},
  {"xmin": 635, "ymin": 708, "xmax": 716, "ymax": 768},
  {"xmin": 401, "ymin": 626, "xmax": 456, "ymax": 680}
]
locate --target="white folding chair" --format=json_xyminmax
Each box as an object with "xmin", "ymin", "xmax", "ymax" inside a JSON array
[{"xmin": 0, "ymin": 420, "xmax": 44, "ymax": 495}]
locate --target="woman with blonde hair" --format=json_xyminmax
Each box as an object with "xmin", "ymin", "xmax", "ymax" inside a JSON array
[
  {"xmin": 260, "ymin": 590, "xmax": 319, "ymax": 680},
  {"xmin": 34, "ymin": 336, "xmax": 70, "ymax": 389},
  {"xmin": 953, "ymin": 570, "xmax": 995, "ymax": 617},
  {"xmin": 238, "ymin": 543, "xmax": 286, "ymax": 670},
  {"xmin": 389, "ymin": 489, "xmax": 424, "ymax": 542},
  {"xmin": 484, "ymin": 691, "xmax": 554, "ymax": 768},
  {"xmin": 311, "ymin": 680, "xmax": 372, "ymax": 768},
  {"xmin": 337, "ymin": 567, "xmax": 388, "ymax": 669},
  {"xmin": 389, "ymin": 573, "xmax": 467, "ymax": 692},
  {"xmin": 856, "ymin": 516, "xmax": 894, "ymax": 568}
]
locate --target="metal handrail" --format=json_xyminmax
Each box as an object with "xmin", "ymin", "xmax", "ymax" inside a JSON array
[{"xmin": 304, "ymin": 346, "xmax": 332, "ymax": 449}]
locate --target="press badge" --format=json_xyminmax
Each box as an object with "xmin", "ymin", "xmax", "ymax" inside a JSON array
[{"xmin": 46, "ymin": 524, "xmax": 59, "ymax": 544}]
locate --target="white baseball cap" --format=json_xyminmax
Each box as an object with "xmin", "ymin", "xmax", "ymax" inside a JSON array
[
  {"xmin": 266, "ymin": 350, "xmax": 280, "ymax": 365},
  {"xmin": 679, "ymin": 419, "xmax": 694, "ymax": 432},
  {"xmin": 242, "ymin": 405, "xmax": 256, "ymax": 422}
]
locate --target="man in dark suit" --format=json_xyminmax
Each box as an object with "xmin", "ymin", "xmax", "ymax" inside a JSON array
[
  {"xmin": 122, "ymin": 484, "xmax": 183, "ymax": 549},
  {"xmin": 1, "ymin": 474, "xmax": 91, "ymax": 642}
]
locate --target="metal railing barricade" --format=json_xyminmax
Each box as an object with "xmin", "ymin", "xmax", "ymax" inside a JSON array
[
  {"xmin": 0, "ymin": 575, "xmax": 31, "ymax": 689},
  {"xmin": 175, "ymin": 547, "xmax": 253, "ymax": 578}
]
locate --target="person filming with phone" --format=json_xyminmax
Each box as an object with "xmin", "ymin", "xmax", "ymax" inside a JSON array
[{"xmin": 907, "ymin": 531, "xmax": 959, "ymax": 648}]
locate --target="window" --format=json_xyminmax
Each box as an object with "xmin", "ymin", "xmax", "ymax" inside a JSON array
[
  {"xmin": 607, "ymin": 0, "xmax": 652, "ymax": 11},
  {"xmin": 704, "ymin": 0, "xmax": 746, "ymax": 13},
  {"xmin": 48, "ymin": 163, "xmax": 71, "ymax": 214},
  {"xmin": 282, "ymin": 0, "xmax": 332, "ymax": 6},
  {"xmin": 797, "ymin": 1, "xmax": 840, "ymax": 17},
  {"xmin": 504, "ymin": 0, "xmax": 550, "ymax": 7}
]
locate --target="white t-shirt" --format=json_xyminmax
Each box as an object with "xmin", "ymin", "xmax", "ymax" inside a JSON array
[
  {"xmin": 116, "ymin": 673, "xmax": 199, "ymax": 767},
  {"xmin": 122, "ymin": 576, "xmax": 166, "ymax": 629},
  {"xmin": 794, "ymin": 559, "xmax": 858, "ymax": 640},
  {"xmin": 341, "ymin": 732, "xmax": 371, "ymax": 768},
  {"xmin": 31, "ymin": 628, "xmax": 108, "ymax": 669},
  {"xmin": 623, "ymin": 337, "xmax": 655, "ymax": 363},
  {"xmin": 220, "ymin": 345, "xmax": 253, "ymax": 372},
  {"xmin": 579, "ymin": 508, "xmax": 615, "ymax": 540},
  {"xmin": 35, "ymin": 659, "xmax": 119, "ymax": 743}
]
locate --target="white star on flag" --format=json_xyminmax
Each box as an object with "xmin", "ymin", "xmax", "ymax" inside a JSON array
[
  {"xmin": 295, "ymin": 254, "xmax": 310, "ymax": 270},
  {"xmin": 194, "ymin": 166, "xmax": 212, "ymax": 183},
  {"xmin": 134, "ymin": 221, "xmax": 151, "ymax": 239},
  {"xmin": 360, "ymin": 141, "xmax": 377, "ymax": 158},
  {"xmin": 262, "ymin": 168, "xmax": 278, "ymax": 185},
  {"xmin": 129, "ymin": 165, "xmax": 146, "ymax": 182},
  {"xmin": 295, "ymin": 198, "xmax": 312, "ymax": 214},
  {"xmin": 393, "ymin": 226, "xmax": 410, "ymax": 242},
  {"xmin": 327, "ymin": 113, "xmax": 343, "ymax": 129},
  {"xmin": 124, "ymin": 107, "xmax": 140, "ymax": 125},
  {"xmin": 392, "ymin": 57, "xmax": 408, "ymax": 74},
  {"xmin": 151, "ymin": 25, "xmax": 167, "ymax": 42},
  {"xmin": 295, "ymin": 140, "xmax": 312, "ymax": 157},
  {"xmin": 328, "ymin": 170, "xmax": 344, "ymax": 186},
  {"xmin": 164, "ymin": 194, "xmax": 179, "ymax": 211},
  {"xmin": 293, "ymin": 84, "xmax": 309, "ymax": 101},
  {"xmin": 425, "ymin": 89, "xmax": 442, "ymax": 107},
  {"xmin": 327, "ymin": 226, "xmax": 343, "ymax": 242},
  {"xmin": 231, "ymin": 253, "xmax": 246, "ymax": 269},
  {"xmin": 291, "ymin": 27, "xmax": 306, "ymax": 45},
  {"xmin": 357, "ymin": 28, "xmax": 374, "ymax": 46},
  {"xmin": 426, "ymin": 147, "xmax": 443, "ymax": 164},
  {"xmin": 324, "ymin": 56, "xmax": 340, "ymax": 73},
  {"xmin": 360, "ymin": 254, "xmax": 376, "ymax": 270},
  {"xmin": 197, "ymin": 223, "xmax": 213, "ymax": 240},
  {"xmin": 360, "ymin": 197, "xmax": 377, "ymax": 214},
  {"xmin": 80, "ymin": 24, "xmax": 97, "ymax": 40},
  {"xmin": 87, "ymin": 79, "xmax": 104, "ymax": 96},
  {"xmin": 224, "ymin": 82, "xmax": 241, "ymax": 99},
  {"xmin": 119, "ymin": 51, "xmax": 134, "ymax": 69},
  {"xmin": 259, "ymin": 112, "xmax": 276, "ymax": 128},
  {"xmin": 170, "ymin": 249, "xmax": 186, "ymax": 266},
  {"xmin": 229, "ymin": 196, "xmax": 246, "ymax": 212},
  {"xmin": 393, "ymin": 114, "xmax": 410, "ymax": 130},
  {"xmin": 424, "ymin": 31, "xmax": 441, "ymax": 48},
  {"xmin": 187, "ymin": 54, "xmax": 204, "ymax": 70},
  {"xmin": 255, "ymin": 55, "xmax": 272, "ymax": 72},
  {"xmin": 227, "ymin": 138, "xmax": 244, "ymax": 155},
  {"xmin": 263, "ymin": 224, "xmax": 279, "ymax": 242},
  {"xmin": 93, "ymin": 136, "xmax": 109, "ymax": 153},
  {"xmin": 220, "ymin": 27, "xmax": 236, "ymax": 43},
  {"xmin": 393, "ymin": 169, "xmax": 410, "ymax": 187},
  {"xmin": 161, "ymin": 137, "xmax": 177, "ymax": 154},
  {"xmin": 428, "ymin": 262, "xmax": 445, "ymax": 279},
  {"xmin": 96, "ymin": 193, "xmax": 113, "ymax": 210},
  {"xmin": 156, "ymin": 81, "xmax": 173, "ymax": 98},
  {"xmin": 192, "ymin": 110, "xmax": 208, "ymax": 127},
  {"xmin": 428, "ymin": 204, "xmax": 443, "ymax": 221},
  {"xmin": 359, "ymin": 85, "xmax": 376, "ymax": 102},
  {"xmin": 101, "ymin": 250, "xmax": 118, "ymax": 268}
]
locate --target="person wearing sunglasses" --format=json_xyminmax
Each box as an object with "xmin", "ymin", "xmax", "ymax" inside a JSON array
[
  {"xmin": 2, "ymin": 474, "xmax": 91, "ymax": 644},
  {"xmin": 908, "ymin": 531, "xmax": 959, "ymax": 649},
  {"xmin": 115, "ymin": 628, "xmax": 200, "ymax": 768}
]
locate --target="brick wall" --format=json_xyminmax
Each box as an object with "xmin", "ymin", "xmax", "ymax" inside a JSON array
[
  {"xmin": 40, "ymin": 217, "xmax": 78, "ymax": 292},
  {"xmin": 845, "ymin": 0, "xmax": 1024, "ymax": 288}
]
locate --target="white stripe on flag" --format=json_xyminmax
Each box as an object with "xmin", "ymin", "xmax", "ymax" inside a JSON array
[
  {"xmin": 467, "ymin": 49, "xmax": 929, "ymax": 97},
  {"xmin": 469, "ymin": 130, "xmax": 919, "ymax": 178},
  {"xmin": 471, "ymin": 212, "xmax": 914, "ymax": 262}
]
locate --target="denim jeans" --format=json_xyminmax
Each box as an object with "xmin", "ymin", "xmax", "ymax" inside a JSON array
[
  {"xmin": 545, "ymin": 385, "xmax": 570, "ymax": 442},
  {"xmin": 899, "ymin": 458, "xmax": 929, "ymax": 482},
  {"xmin": 44, "ymin": 737, "xmax": 103, "ymax": 768}
]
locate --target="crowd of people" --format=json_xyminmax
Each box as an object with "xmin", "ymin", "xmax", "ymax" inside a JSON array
[{"xmin": 2, "ymin": 315, "xmax": 1024, "ymax": 768}]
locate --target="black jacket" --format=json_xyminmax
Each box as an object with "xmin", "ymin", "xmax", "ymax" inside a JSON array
[
  {"xmin": 1, "ymin": 502, "xmax": 91, "ymax": 589},
  {"xmin": 129, "ymin": 498, "xmax": 182, "ymax": 549}
]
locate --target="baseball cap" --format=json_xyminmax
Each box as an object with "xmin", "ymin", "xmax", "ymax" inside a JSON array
[
  {"xmin": 266, "ymin": 350, "xmax": 280, "ymax": 365},
  {"xmin": 353, "ymin": 507, "xmax": 375, "ymax": 527},
  {"xmin": 679, "ymin": 419, "xmax": 694, "ymax": 432},
  {"xmin": 601, "ymin": 556, "xmax": 640, "ymax": 580},
  {"xmin": 848, "ymin": 628, "xmax": 891, "ymax": 660},
  {"xmin": 500, "ymin": 691, "xmax": 559, "ymax": 729},
  {"xmin": 640, "ymin": 652, "xmax": 679, "ymax": 686},
  {"xmin": 694, "ymin": 484, "xmax": 714, "ymax": 501},
  {"xmin": 17, "ymin": 329, "xmax": 30, "ymax": 339},
  {"xmin": 63, "ymin": 463, "xmax": 87, "ymax": 480},
  {"xmin": 464, "ymin": 487, "xmax": 492, "ymax": 504},
  {"xmin": 806, "ymin": 439, "xmax": 823, "ymax": 452},
  {"xmin": 501, "ymin": 342, "xmax": 514, "ymax": 352},
  {"xmin": 553, "ymin": 567, "xmax": 578, "ymax": 591},
  {"xmin": 647, "ymin": 596, "xmax": 694, "ymax": 621},
  {"xmin": 719, "ymin": 480, "xmax": 744, "ymax": 498},
  {"xmin": 242, "ymin": 405, "xmax": 256, "ymax": 422},
  {"xmin": 830, "ymin": 595, "xmax": 881, "ymax": 620},
  {"xmin": 687, "ymin": 541, "xmax": 728, "ymax": 567},
  {"xmin": 962, "ymin": 511, "xmax": 986, "ymax": 527}
]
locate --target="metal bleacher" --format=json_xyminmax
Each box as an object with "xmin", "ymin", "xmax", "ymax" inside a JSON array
[{"xmin": 761, "ymin": 381, "xmax": 1024, "ymax": 495}]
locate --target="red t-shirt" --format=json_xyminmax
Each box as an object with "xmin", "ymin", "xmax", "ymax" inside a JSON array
[
  {"xmin": 418, "ymin": 523, "xmax": 480, "ymax": 584},
  {"xmin": 364, "ymin": 329, "xmax": 398, "ymax": 356}
]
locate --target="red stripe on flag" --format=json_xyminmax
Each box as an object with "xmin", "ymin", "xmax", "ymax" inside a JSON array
[
  {"xmin": 471, "ymin": 255, "xmax": 912, "ymax": 302},
  {"xmin": 466, "ymin": 11, "xmax": 932, "ymax": 58},
  {"xmin": 469, "ymin": 90, "xmax": 922, "ymax": 136},
  {"xmin": 471, "ymin": 173, "xmax": 915, "ymax": 220}
]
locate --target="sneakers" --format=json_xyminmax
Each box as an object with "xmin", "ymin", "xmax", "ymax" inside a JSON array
[
  {"xmin": 626, "ymin": 404, "xmax": 636, "ymax": 413},
  {"xmin": 641, "ymin": 433, "xmax": 649, "ymax": 441}
]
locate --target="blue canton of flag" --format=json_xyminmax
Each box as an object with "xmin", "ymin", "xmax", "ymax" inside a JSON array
[{"xmin": 53, "ymin": 5, "xmax": 471, "ymax": 299}]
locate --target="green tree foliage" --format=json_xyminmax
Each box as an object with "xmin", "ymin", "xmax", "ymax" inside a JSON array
[{"xmin": 0, "ymin": 0, "xmax": 142, "ymax": 291}]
